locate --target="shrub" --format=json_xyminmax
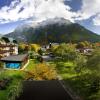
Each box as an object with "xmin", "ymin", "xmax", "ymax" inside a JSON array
[
  {"xmin": 33, "ymin": 63, "xmax": 57, "ymax": 80},
  {"xmin": 74, "ymin": 54, "xmax": 87, "ymax": 73},
  {"xmin": 0, "ymin": 62, "xmax": 4, "ymax": 68},
  {"xmin": 18, "ymin": 43, "xmax": 26, "ymax": 53},
  {"xmin": 30, "ymin": 44, "xmax": 40, "ymax": 52},
  {"xmin": 89, "ymin": 78, "xmax": 100, "ymax": 94},
  {"xmin": 87, "ymin": 48, "xmax": 100, "ymax": 71},
  {"xmin": 54, "ymin": 43, "xmax": 79, "ymax": 61},
  {"xmin": 0, "ymin": 78, "xmax": 12, "ymax": 90},
  {"xmin": 38, "ymin": 49, "xmax": 43, "ymax": 56},
  {"xmin": 7, "ymin": 80, "xmax": 23, "ymax": 100},
  {"xmin": 29, "ymin": 51, "xmax": 39, "ymax": 59},
  {"xmin": 36, "ymin": 56, "xmax": 44, "ymax": 63}
]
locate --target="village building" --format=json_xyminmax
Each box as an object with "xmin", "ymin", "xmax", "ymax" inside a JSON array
[
  {"xmin": 76, "ymin": 47, "xmax": 93, "ymax": 54},
  {"xmin": 0, "ymin": 38, "xmax": 18, "ymax": 59},
  {"xmin": 1, "ymin": 54, "xmax": 28, "ymax": 69},
  {"xmin": 0, "ymin": 37, "xmax": 29, "ymax": 70}
]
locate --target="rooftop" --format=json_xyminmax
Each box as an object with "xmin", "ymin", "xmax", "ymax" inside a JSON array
[{"xmin": 1, "ymin": 54, "xmax": 28, "ymax": 62}]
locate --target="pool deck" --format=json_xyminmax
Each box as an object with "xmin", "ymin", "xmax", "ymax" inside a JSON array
[{"xmin": 17, "ymin": 80, "xmax": 74, "ymax": 100}]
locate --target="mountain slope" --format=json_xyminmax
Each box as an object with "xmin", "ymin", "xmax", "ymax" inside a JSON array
[{"xmin": 5, "ymin": 18, "xmax": 100, "ymax": 44}]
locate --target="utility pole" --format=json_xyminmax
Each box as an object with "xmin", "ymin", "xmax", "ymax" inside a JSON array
[{"xmin": 45, "ymin": 31, "xmax": 48, "ymax": 47}]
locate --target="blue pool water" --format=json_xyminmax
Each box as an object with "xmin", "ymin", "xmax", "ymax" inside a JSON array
[{"xmin": 6, "ymin": 63, "xmax": 21, "ymax": 69}]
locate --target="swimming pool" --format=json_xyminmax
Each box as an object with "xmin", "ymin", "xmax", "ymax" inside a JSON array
[{"xmin": 6, "ymin": 62, "xmax": 21, "ymax": 69}]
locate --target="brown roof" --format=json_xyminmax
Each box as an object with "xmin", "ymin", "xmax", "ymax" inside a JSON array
[
  {"xmin": 96, "ymin": 43, "xmax": 100, "ymax": 46},
  {"xmin": 1, "ymin": 54, "xmax": 28, "ymax": 62}
]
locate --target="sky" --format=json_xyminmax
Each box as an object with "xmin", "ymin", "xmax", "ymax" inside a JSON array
[{"xmin": 0, "ymin": 0, "xmax": 100, "ymax": 35}]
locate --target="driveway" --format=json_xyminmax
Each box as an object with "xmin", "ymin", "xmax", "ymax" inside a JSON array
[
  {"xmin": 42, "ymin": 55, "xmax": 52, "ymax": 61},
  {"xmin": 17, "ymin": 80, "xmax": 73, "ymax": 100}
]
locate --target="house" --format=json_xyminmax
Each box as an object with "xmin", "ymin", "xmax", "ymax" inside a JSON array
[
  {"xmin": 42, "ymin": 43, "xmax": 59, "ymax": 50},
  {"xmin": 95, "ymin": 43, "xmax": 100, "ymax": 47},
  {"xmin": 1, "ymin": 54, "xmax": 28, "ymax": 69},
  {"xmin": 0, "ymin": 38, "xmax": 18, "ymax": 59},
  {"xmin": 77, "ymin": 48, "xmax": 93, "ymax": 54}
]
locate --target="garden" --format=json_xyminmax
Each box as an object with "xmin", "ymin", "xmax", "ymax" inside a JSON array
[
  {"xmin": 48, "ymin": 43, "xmax": 100, "ymax": 100},
  {"xmin": 0, "ymin": 42, "xmax": 100, "ymax": 100},
  {"xmin": 0, "ymin": 59, "xmax": 57, "ymax": 100}
]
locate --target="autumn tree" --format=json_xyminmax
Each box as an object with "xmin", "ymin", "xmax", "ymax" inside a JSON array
[
  {"xmin": 30, "ymin": 44, "xmax": 40, "ymax": 52},
  {"xmin": 54, "ymin": 43, "xmax": 78, "ymax": 61}
]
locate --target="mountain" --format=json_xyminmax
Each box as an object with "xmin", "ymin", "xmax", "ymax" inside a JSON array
[
  {"xmin": 0, "ymin": 34, "xmax": 2, "ymax": 37},
  {"xmin": 5, "ymin": 18, "xmax": 100, "ymax": 44}
]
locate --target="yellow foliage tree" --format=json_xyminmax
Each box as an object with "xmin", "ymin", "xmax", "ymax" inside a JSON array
[
  {"xmin": 30, "ymin": 44, "xmax": 40, "ymax": 52},
  {"xmin": 33, "ymin": 63, "xmax": 57, "ymax": 80}
]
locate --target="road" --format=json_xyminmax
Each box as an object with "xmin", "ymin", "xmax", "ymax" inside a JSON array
[
  {"xmin": 42, "ymin": 55, "xmax": 52, "ymax": 61},
  {"xmin": 17, "ymin": 80, "xmax": 73, "ymax": 100}
]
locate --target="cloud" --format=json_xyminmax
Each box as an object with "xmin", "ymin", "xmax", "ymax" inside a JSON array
[
  {"xmin": 0, "ymin": 0, "xmax": 76, "ymax": 24},
  {"xmin": 0, "ymin": 0, "xmax": 100, "ymax": 26},
  {"xmin": 76, "ymin": 0, "xmax": 100, "ymax": 25},
  {"xmin": 34, "ymin": 0, "xmax": 77, "ymax": 22},
  {"xmin": 93, "ymin": 14, "xmax": 100, "ymax": 26}
]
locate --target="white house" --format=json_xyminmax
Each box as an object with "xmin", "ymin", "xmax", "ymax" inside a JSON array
[{"xmin": 0, "ymin": 39, "xmax": 18, "ymax": 59}]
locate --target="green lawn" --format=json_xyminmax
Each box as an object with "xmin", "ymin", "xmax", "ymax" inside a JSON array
[
  {"xmin": 0, "ymin": 59, "xmax": 38, "ymax": 79},
  {"xmin": 25, "ymin": 59, "xmax": 38, "ymax": 71}
]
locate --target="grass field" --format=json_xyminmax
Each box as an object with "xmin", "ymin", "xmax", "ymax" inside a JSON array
[{"xmin": 25, "ymin": 59, "xmax": 38, "ymax": 71}]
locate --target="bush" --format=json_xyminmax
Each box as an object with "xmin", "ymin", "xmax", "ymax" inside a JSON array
[
  {"xmin": 33, "ymin": 63, "xmax": 57, "ymax": 80},
  {"xmin": 0, "ymin": 62, "xmax": 4, "ymax": 68},
  {"xmin": 29, "ymin": 51, "xmax": 39, "ymax": 59},
  {"xmin": 89, "ymin": 78, "xmax": 100, "ymax": 94},
  {"xmin": 30, "ymin": 44, "xmax": 40, "ymax": 52},
  {"xmin": 38, "ymin": 49, "xmax": 43, "ymax": 56},
  {"xmin": 87, "ymin": 48, "xmax": 100, "ymax": 71},
  {"xmin": 74, "ymin": 54, "xmax": 87, "ymax": 73},
  {"xmin": 0, "ymin": 78, "xmax": 12, "ymax": 90},
  {"xmin": 54, "ymin": 43, "xmax": 80, "ymax": 61},
  {"xmin": 7, "ymin": 80, "xmax": 23, "ymax": 100},
  {"xmin": 36, "ymin": 56, "xmax": 44, "ymax": 63}
]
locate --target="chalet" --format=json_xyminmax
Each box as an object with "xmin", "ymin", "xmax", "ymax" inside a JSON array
[
  {"xmin": 77, "ymin": 48, "xmax": 93, "ymax": 54},
  {"xmin": 42, "ymin": 43, "xmax": 59, "ymax": 50},
  {"xmin": 95, "ymin": 43, "xmax": 100, "ymax": 47},
  {"xmin": 1, "ymin": 54, "xmax": 28, "ymax": 69},
  {"xmin": 0, "ymin": 38, "xmax": 18, "ymax": 59}
]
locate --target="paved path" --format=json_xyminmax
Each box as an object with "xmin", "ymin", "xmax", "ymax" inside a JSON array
[
  {"xmin": 17, "ymin": 80, "xmax": 73, "ymax": 100},
  {"xmin": 42, "ymin": 55, "xmax": 52, "ymax": 61}
]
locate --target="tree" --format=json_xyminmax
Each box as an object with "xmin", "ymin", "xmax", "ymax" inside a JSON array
[
  {"xmin": 18, "ymin": 43, "xmax": 31, "ymax": 53},
  {"xmin": 0, "ymin": 61, "xmax": 3, "ymax": 68},
  {"xmin": 13, "ymin": 39, "xmax": 18, "ymax": 44},
  {"xmin": 24, "ymin": 45, "xmax": 30, "ymax": 52},
  {"xmin": 38, "ymin": 49, "xmax": 43, "ymax": 56},
  {"xmin": 1, "ymin": 37, "xmax": 10, "ymax": 43},
  {"xmin": 76, "ymin": 41, "xmax": 92, "ymax": 49},
  {"xmin": 51, "ymin": 45, "xmax": 59, "ymax": 52},
  {"xmin": 33, "ymin": 63, "xmax": 57, "ymax": 80},
  {"xmin": 30, "ymin": 44, "xmax": 40, "ymax": 52},
  {"xmin": 18, "ymin": 43, "xmax": 26, "ymax": 53},
  {"xmin": 87, "ymin": 48, "xmax": 100, "ymax": 71},
  {"xmin": 74, "ymin": 54, "xmax": 87, "ymax": 73},
  {"xmin": 7, "ymin": 81, "xmax": 23, "ymax": 100},
  {"xmin": 54, "ymin": 43, "xmax": 78, "ymax": 61}
]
